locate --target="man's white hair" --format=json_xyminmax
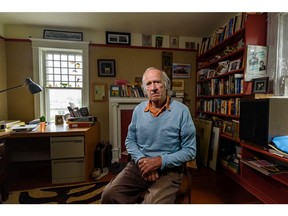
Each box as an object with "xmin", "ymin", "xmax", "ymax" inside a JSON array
[{"xmin": 142, "ymin": 67, "xmax": 171, "ymax": 94}]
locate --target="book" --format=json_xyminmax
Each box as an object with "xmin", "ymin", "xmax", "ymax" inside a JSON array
[{"xmin": 242, "ymin": 159, "xmax": 288, "ymax": 175}]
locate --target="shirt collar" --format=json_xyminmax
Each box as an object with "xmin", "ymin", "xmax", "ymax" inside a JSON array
[{"xmin": 144, "ymin": 96, "xmax": 171, "ymax": 117}]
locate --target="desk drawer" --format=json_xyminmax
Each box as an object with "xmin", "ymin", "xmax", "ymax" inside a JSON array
[
  {"xmin": 51, "ymin": 158, "xmax": 85, "ymax": 184},
  {"xmin": 50, "ymin": 136, "xmax": 84, "ymax": 159}
]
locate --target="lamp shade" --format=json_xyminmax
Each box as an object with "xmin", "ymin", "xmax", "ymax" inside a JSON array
[
  {"xmin": 0, "ymin": 77, "xmax": 43, "ymax": 94},
  {"xmin": 25, "ymin": 78, "xmax": 43, "ymax": 94}
]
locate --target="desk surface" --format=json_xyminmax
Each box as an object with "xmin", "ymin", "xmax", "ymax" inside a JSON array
[{"xmin": 4, "ymin": 123, "xmax": 97, "ymax": 138}]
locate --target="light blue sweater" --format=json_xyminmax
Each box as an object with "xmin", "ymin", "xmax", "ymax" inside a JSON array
[{"xmin": 125, "ymin": 99, "xmax": 197, "ymax": 170}]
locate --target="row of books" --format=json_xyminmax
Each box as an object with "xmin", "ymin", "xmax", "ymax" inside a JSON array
[
  {"xmin": 220, "ymin": 154, "xmax": 241, "ymax": 174},
  {"xmin": 196, "ymin": 98, "xmax": 240, "ymax": 116},
  {"xmin": 197, "ymin": 74, "xmax": 244, "ymax": 96},
  {"xmin": 110, "ymin": 83, "xmax": 146, "ymax": 98},
  {"xmin": 199, "ymin": 12, "xmax": 247, "ymax": 55}
]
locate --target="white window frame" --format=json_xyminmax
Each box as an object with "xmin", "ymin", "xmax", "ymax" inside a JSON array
[{"xmin": 31, "ymin": 38, "xmax": 89, "ymax": 119}]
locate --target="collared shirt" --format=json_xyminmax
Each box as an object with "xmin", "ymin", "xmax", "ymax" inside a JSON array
[{"xmin": 144, "ymin": 96, "xmax": 171, "ymax": 117}]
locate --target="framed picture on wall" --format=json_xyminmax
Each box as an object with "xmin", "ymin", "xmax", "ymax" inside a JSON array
[
  {"xmin": 93, "ymin": 83, "xmax": 107, "ymax": 102},
  {"xmin": 170, "ymin": 36, "xmax": 179, "ymax": 48},
  {"xmin": 98, "ymin": 59, "xmax": 116, "ymax": 77},
  {"xmin": 106, "ymin": 31, "xmax": 131, "ymax": 46},
  {"xmin": 172, "ymin": 63, "xmax": 191, "ymax": 78}
]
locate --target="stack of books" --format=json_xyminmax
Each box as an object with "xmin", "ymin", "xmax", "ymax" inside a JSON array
[
  {"xmin": 0, "ymin": 120, "xmax": 25, "ymax": 132},
  {"xmin": 66, "ymin": 116, "xmax": 97, "ymax": 128}
]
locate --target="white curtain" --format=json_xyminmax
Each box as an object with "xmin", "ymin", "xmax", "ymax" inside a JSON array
[{"xmin": 267, "ymin": 12, "xmax": 288, "ymax": 96}]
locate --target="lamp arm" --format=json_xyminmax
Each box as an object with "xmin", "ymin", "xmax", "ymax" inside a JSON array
[{"xmin": 0, "ymin": 83, "xmax": 26, "ymax": 93}]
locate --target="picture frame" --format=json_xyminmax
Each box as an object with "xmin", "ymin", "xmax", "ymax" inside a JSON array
[
  {"xmin": 155, "ymin": 36, "xmax": 163, "ymax": 48},
  {"xmin": 207, "ymin": 69, "xmax": 216, "ymax": 78},
  {"xmin": 106, "ymin": 31, "xmax": 131, "ymax": 46},
  {"xmin": 142, "ymin": 34, "xmax": 152, "ymax": 47},
  {"xmin": 93, "ymin": 83, "xmax": 107, "ymax": 102},
  {"xmin": 43, "ymin": 29, "xmax": 83, "ymax": 41},
  {"xmin": 228, "ymin": 59, "xmax": 241, "ymax": 72},
  {"xmin": 172, "ymin": 79, "xmax": 185, "ymax": 91},
  {"xmin": 193, "ymin": 117, "xmax": 212, "ymax": 167},
  {"xmin": 97, "ymin": 59, "xmax": 116, "ymax": 77},
  {"xmin": 170, "ymin": 36, "xmax": 179, "ymax": 48},
  {"xmin": 252, "ymin": 77, "xmax": 269, "ymax": 94},
  {"xmin": 110, "ymin": 85, "xmax": 121, "ymax": 97},
  {"xmin": 245, "ymin": 45, "xmax": 268, "ymax": 81},
  {"xmin": 209, "ymin": 127, "xmax": 221, "ymax": 171},
  {"xmin": 172, "ymin": 63, "xmax": 191, "ymax": 78}
]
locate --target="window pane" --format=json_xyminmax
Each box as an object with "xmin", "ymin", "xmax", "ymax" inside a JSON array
[{"xmin": 47, "ymin": 89, "xmax": 82, "ymax": 122}]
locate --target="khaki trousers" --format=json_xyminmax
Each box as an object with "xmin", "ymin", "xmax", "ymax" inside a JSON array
[{"xmin": 101, "ymin": 161, "xmax": 183, "ymax": 204}]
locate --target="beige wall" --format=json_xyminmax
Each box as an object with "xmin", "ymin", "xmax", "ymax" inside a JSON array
[
  {"xmin": 4, "ymin": 39, "xmax": 197, "ymax": 142},
  {"xmin": 0, "ymin": 37, "xmax": 8, "ymax": 120},
  {"xmin": 5, "ymin": 40, "xmax": 35, "ymax": 122},
  {"xmin": 89, "ymin": 45, "xmax": 197, "ymax": 141}
]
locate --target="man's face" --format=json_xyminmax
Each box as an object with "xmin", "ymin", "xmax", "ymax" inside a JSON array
[{"xmin": 143, "ymin": 69, "xmax": 167, "ymax": 104}]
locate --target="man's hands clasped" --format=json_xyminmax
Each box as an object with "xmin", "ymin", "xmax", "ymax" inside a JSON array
[{"xmin": 138, "ymin": 156, "xmax": 162, "ymax": 182}]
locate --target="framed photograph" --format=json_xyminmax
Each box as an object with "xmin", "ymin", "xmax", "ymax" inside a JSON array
[
  {"xmin": 142, "ymin": 34, "xmax": 152, "ymax": 47},
  {"xmin": 207, "ymin": 69, "xmax": 216, "ymax": 78},
  {"xmin": 193, "ymin": 117, "xmax": 212, "ymax": 167},
  {"xmin": 252, "ymin": 77, "xmax": 269, "ymax": 94},
  {"xmin": 98, "ymin": 59, "xmax": 116, "ymax": 77},
  {"xmin": 170, "ymin": 36, "xmax": 179, "ymax": 48},
  {"xmin": 245, "ymin": 45, "xmax": 268, "ymax": 81},
  {"xmin": 155, "ymin": 36, "xmax": 163, "ymax": 48},
  {"xmin": 209, "ymin": 127, "xmax": 221, "ymax": 171},
  {"xmin": 106, "ymin": 31, "xmax": 131, "ymax": 46},
  {"xmin": 43, "ymin": 29, "xmax": 83, "ymax": 41},
  {"xmin": 93, "ymin": 83, "xmax": 107, "ymax": 102},
  {"xmin": 172, "ymin": 63, "xmax": 191, "ymax": 78},
  {"xmin": 162, "ymin": 51, "xmax": 173, "ymax": 82},
  {"xmin": 228, "ymin": 59, "xmax": 241, "ymax": 72},
  {"xmin": 172, "ymin": 79, "xmax": 185, "ymax": 91},
  {"xmin": 55, "ymin": 115, "xmax": 64, "ymax": 125},
  {"xmin": 110, "ymin": 85, "xmax": 121, "ymax": 97}
]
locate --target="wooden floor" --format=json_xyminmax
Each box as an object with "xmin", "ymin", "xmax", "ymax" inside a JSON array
[
  {"xmin": 6, "ymin": 161, "xmax": 262, "ymax": 204},
  {"xmin": 188, "ymin": 164, "xmax": 262, "ymax": 204}
]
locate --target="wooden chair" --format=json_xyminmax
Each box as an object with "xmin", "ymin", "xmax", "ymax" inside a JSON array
[{"xmin": 175, "ymin": 159, "xmax": 197, "ymax": 204}]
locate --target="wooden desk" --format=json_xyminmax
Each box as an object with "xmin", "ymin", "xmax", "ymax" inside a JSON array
[{"xmin": 5, "ymin": 122, "xmax": 100, "ymax": 184}]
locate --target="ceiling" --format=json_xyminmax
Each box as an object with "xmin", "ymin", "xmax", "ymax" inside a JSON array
[{"xmin": 0, "ymin": 12, "xmax": 238, "ymax": 38}]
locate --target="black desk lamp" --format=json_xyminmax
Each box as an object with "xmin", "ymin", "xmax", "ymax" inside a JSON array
[{"xmin": 0, "ymin": 77, "xmax": 43, "ymax": 94}]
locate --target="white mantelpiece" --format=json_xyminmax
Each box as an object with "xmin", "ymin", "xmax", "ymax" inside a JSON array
[{"xmin": 109, "ymin": 97, "xmax": 147, "ymax": 162}]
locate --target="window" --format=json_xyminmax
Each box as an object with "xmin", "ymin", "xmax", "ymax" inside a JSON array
[
  {"xmin": 43, "ymin": 50, "xmax": 84, "ymax": 122},
  {"xmin": 31, "ymin": 39, "xmax": 89, "ymax": 122}
]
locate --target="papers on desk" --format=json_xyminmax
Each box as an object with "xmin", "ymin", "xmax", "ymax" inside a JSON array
[{"xmin": 11, "ymin": 124, "xmax": 38, "ymax": 132}]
